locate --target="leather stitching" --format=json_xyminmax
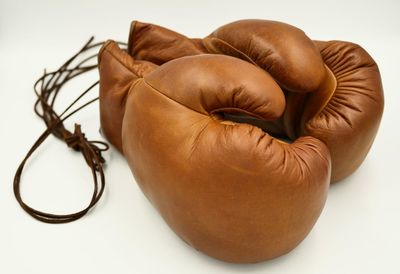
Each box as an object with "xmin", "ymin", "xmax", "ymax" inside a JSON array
[{"xmin": 142, "ymin": 78, "xmax": 208, "ymax": 117}]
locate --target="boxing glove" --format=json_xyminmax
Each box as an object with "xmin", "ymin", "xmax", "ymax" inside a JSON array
[
  {"xmin": 127, "ymin": 20, "xmax": 384, "ymax": 182},
  {"xmin": 98, "ymin": 41, "xmax": 331, "ymax": 263}
]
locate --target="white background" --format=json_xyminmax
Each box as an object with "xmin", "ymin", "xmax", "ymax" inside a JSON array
[{"xmin": 1, "ymin": 0, "xmax": 399, "ymax": 273}]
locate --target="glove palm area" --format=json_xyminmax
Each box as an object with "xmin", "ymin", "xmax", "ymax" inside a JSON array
[{"xmin": 98, "ymin": 41, "xmax": 331, "ymax": 263}]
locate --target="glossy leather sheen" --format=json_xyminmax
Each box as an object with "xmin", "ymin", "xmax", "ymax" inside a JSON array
[
  {"xmin": 128, "ymin": 19, "xmax": 384, "ymax": 182},
  {"xmin": 98, "ymin": 41, "xmax": 331, "ymax": 263}
]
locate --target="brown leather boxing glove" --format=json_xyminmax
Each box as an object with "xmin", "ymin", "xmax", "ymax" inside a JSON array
[
  {"xmin": 128, "ymin": 20, "xmax": 384, "ymax": 182},
  {"xmin": 99, "ymin": 41, "xmax": 331, "ymax": 263}
]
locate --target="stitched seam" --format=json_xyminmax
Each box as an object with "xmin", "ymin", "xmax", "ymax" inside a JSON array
[
  {"xmin": 142, "ymin": 79, "xmax": 208, "ymax": 117},
  {"xmin": 98, "ymin": 40, "xmax": 113, "ymax": 62},
  {"xmin": 128, "ymin": 21, "xmax": 137, "ymax": 54},
  {"xmin": 309, "ymin": 65, "xmax": 338, "ymax": 118},
  {"xmin": 127, "ymin": 78, "xmax": 142, "ymax": 96},
  {"xmin": 102, "ymin": 48, "xmax": 139, "ymax": 77},
  {"xmin": 205, "ymin": 37, "xmax": 258, "ymax": 66}
]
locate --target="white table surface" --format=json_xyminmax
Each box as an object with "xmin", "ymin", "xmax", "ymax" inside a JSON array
[{"xmin": 1, "ymin": 0, "xmax": 399, "ymax": 273}]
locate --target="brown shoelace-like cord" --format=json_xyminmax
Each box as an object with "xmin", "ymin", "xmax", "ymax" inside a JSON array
[{"xmin": 14, "ymin": 37, "xmax": 126, "ymax": 223}]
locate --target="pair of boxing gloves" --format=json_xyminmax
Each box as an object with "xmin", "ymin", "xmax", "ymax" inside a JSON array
[{"xmin": 98, "ymin": 20, "xmax": 384, "ymax": 263}]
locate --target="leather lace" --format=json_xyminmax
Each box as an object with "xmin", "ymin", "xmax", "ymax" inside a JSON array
[{"xmin": 14, "ymin": 37, "xmax": 126, "ymax": 223}]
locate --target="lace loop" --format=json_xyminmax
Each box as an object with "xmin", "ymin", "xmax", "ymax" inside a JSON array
[{"xmin": 13, "ymin": 38, "xmax": 127, "ymax": 223}]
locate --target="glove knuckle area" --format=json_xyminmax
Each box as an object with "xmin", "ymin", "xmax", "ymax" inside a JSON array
[
  {"xmin": 144, "ymin": 54, "xmax": 285, "ymax": 121},
  {"xmin": 208, "ymin": 19, "xmax": 326, "ymax": 93},
  {"xmin": 315, "ymin": 40, "xmax": 384, "ymax": 112},
  {"xmin": 303, "ymin": 41, "xmax": 384, "ymax": 181}
]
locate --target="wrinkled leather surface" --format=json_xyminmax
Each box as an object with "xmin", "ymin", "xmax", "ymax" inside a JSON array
[
  {"xmin": 128, "ymin": 19, "xmax": 384, "ymax": 182},
  {"xmin": 98, "ymin": 41, "xmax": 331, "ymax": 263}
]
